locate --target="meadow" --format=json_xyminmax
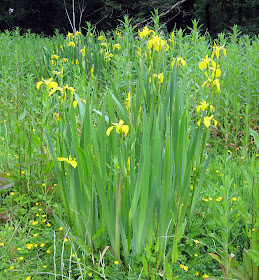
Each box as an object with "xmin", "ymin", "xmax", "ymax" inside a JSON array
[{"xmin": 0, "ymin": 17, "xmax": 258, "ymax": 280}]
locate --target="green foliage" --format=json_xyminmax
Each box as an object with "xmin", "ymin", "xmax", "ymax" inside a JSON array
[{"xmin": 0, "ymin": 21, "xmax": 258, "ymax": 279}]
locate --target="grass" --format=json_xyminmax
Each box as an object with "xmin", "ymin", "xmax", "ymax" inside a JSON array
[{"xmin": 0, "ymin": 19, "xmax": 258, "ymax": 280}]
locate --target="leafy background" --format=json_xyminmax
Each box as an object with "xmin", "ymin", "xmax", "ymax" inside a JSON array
[{"xmin": 0, "ymin": 0, "xmax": 258, "ymax": 36}]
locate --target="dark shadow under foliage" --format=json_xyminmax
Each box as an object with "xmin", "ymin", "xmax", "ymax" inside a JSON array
[{"xmin": 0, "ymin": 0, "xmax": 258, "ymax": 36}]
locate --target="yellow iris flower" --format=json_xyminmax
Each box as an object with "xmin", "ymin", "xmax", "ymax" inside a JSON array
[
  {"xmin": 171, "ymin": 57, "xmax": 186, "ymax": 67},
  {"xmin": 199, "ymin": 55, "xmax": 212, "ymax": 70},
  {"xmin": 113, "ymin": 44, "xmax": 121, "ymax": 50},
  {"xmin": 148, "ymin": 35, "xmax": 169, "ymax": 52},
  {"xmin": 106, "ymin": 120, "xmax": 129, "ymax": 136},
  {"xmin": 125, "ymin": 91, "xmax": 131, "ymax": 112},
  {"xmin": 198, "ymin": 115, "xmax": 217, "ymax": 128},
  {"xmin": 58, "ymin": 155, "xmax": 77, "ymax": 168},
  {"xmin": 212, "ymin": 42, "xmax": 227, "ymax": 59},
  {"xmin": 36, "ymin": 78, "xmax": 58, "ymax": 96},
  {"xmin": 196, "ymin": 101, "xmax": 209, "ymax": 112},
  {"xmin": 138, "ymin": 26, "xmax": 155, "ymax": 39},
  {"xmin": 80, "ymin": 46, "xmax": 86, "ymax": 59}
]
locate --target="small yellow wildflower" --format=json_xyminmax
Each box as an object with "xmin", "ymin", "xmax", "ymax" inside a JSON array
[
  {"xmin": 32, "ymin": 221, "xmax": 38, "ymax": 225},
  {"xmin": 26, "ymin": 243, "xmax": 33, "ymax": 249},
  {"xmin": 88, "ymin": 272, "xmax": 93, "ymax": 277},
  {"xmin": 9, "ymin": 266, "xmax": 14, "ymax": 270},
  {"xmin": 40, "ymin": 243, "xmax": 45, "ymax": 247},
  {"xmin": 194, "ymin": 240, "xmax": 199, "ymax": 244},
  {"xmin": 203, "ymin": 274, "xmax": 209, "ymax": 278},
  {"xmin": 59, "ymin": 227, "xmax": 63, "ymax": 231},
  {"xmin": 21, "ymin": 171, "xmax": 25, "ymax": 174},
  {"xmin": 10, "ymin": 192, "xmax": 15, "ymax": 196},
  {"xmin": 195, "ymin": 272, "xmax": 199, "ymax": 276},
  {"xmin": 25, "ymin": 277, "xmax": 31, "ymax": 280},
  {"xmin": 232, "ymin": 197, "xmax": 237, "ymax": 202},
  {"xmin": 114, "ymin": 261, "xmax": 119, "ymax": 265},
  {"xmin": 46, "ymin": 249, "xmax": 50, "ymax": 253}
]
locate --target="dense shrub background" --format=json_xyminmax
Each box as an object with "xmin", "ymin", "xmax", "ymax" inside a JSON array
[{"xmin": 0, "ymin": 0, "xmax": 258, "ymax": 36}]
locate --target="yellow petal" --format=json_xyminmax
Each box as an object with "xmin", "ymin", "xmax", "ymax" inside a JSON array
[
  {"xmin": 210, "ymin": 105, "xmax": 215, "ymax": 112},
  {"xmin": 199, "ymin": 61, "xmax": 207, "ymax": 70},
  {"xmin": 48, "ymin": 88, "xmax": 57, "ymax": 97},
  {"xmin": 70, "ymin": 160, "xmax": 77, "ymax": 168},
  {"xmin": 122, "ymin": 125, "xmax": 129, "ymax": 136},
  {"xmin": 106, "ymin": 126, "xmax": 114, "ymax": 136},
  {"xmin": 223, "ymin": 48, "xmax": 227, "ymax": 57},
  {"xmin": 204, "ymin": 116, "xmax": 212, "ymax": 128},
  {"xmin": 36, "ymin": 81, "xmax": 44, "ymax": 90},
  {"xmin": 201, "ymin": 80, "xmax": 209, "ymax": 88},
  {"xmin": 73, "ymin": 100, "xmax": 78, "ymax": 108},
  {"xmin": 215, "ymin": 68, "xmax": 221, "ymax": 78}
]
